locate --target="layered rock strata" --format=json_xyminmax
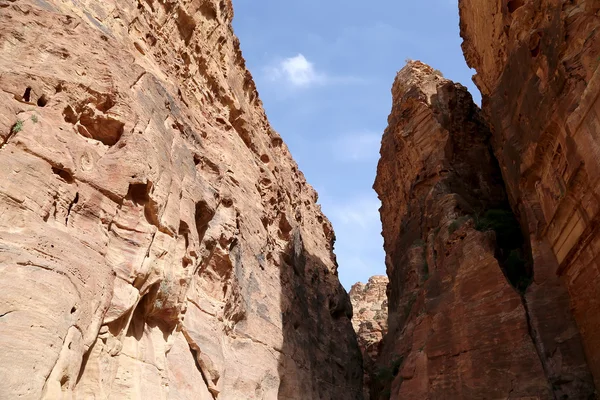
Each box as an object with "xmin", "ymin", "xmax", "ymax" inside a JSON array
[
  {"xmin": 373, "ymin": 61, "xmax": 594, "ymax": 399},
  {"xmin": 350, "ymin": 275, "xmax": 389, "ymax": 399},
  {"xmin": 460, "ymin": 0, "xmax": 600, "ymax": 394},
  {"xmin": 0, "ymin": 1, "xmax": 362, "ymax": 399}
]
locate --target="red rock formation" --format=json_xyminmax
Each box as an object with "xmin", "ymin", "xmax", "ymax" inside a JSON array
[
  {"xmin": 0, "ymin": 1, "xmax": 362, "ymax": 399},
  {"xmin": 350, "ymin": 275, "xmax": 389, "ymax": 398},
  {"xmin": 372, "ymin": 61, "xmax": 595, "ymax": 398},
  {"xmin": 460, "ymin": 0, "xmax": 600, "ymax": 395}
]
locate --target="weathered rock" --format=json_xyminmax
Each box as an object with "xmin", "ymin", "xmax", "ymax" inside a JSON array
[
  {"xmin": 350, "ymin": 275, "xmax": 388, "ymax": 399},
  {"xmin": 0, "ymin": 1, "xmax": 362, "ymax": 399},
  {"xmin": 372, "ymin": 61, "xmax": 570, "ymax": 399},
  {"xmin": 460, "ymin": 0, "xmax": 600, "ymax": 395}
]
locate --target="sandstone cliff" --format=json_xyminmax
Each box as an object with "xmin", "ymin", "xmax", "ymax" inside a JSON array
[
  {"xmin": 350, "ymin": 275, "xmax": 388, "ymax": 399},
  {"xmin": 460, "ymin": 0, "xmax": 600, "ymax": 394},
  {"xmin": 372, "ymin": 61, "xmax": 595, "ymax": 398},
  {"xmin": 0, "ymin": 1, "xmax": 362, "ymax": 399}
]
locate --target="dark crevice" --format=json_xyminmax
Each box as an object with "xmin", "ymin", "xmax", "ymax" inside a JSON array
[
  {"xmin": 52, "ymin": 166, "xmax": 74, "ymax": 184},
  {"xmin": 37, "ymin": 94, "xmax": 48, "ymax": 107},
  {"xmin": 507, "ymin": 0, "xmax": 524, "ymax": 13},
  {"xmin": 195, "ymin": 201, "xmax": 215, "ymax": 244},
  {"xmin": 65, "ymin": 193, "xmax": 79, "ymax": 226},
  {"xmin": 125, "ymin": 182, "xmax": 163, "ymax": 230},
  {"xmin": 474, "ymin": 208, "xmax": 533, "ymax": 293},
  {"xmin": 522, "ymin": 297, "xmax": 559, "ymax": 400},
  {"xmin": 23, "ymin": 87, "xmax": 31, "ymax": 102}
]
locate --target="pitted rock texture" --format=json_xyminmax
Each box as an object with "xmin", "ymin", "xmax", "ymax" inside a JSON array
[
  {"xmin": 0, "ymin": 1, "xmax": 362, "ymax": 399},
  {"xmin": 371, "ymin": 61, "xmax": 592, "ymax": 399},
  {"xmin": 350, "ymin": 275, "xmax": 388, "ymax": 399},
  {"xmin": 461, "ymin": 0, "xmax": 600, "ymax": 394}
]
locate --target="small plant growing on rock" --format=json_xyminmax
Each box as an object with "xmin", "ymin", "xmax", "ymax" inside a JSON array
[
  {"xmin": 448, "ymin": 215, "xmax": 471, "ymax": 234},
  {"xmin": 12, "ymin": 119, "xmax": 23, "ymax": 134},
  {"xmin": 31, "ymin": 115, "xmax": 38, "ymax": 123}
]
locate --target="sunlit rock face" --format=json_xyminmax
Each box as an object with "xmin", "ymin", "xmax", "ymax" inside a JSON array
[
  {"xmin": 350, "ymin": 275, "xmax": 388, "ymax": 399},
  {"xmin": 372, "ymin": 61, "xmax": 595, "ymax": 399},
  {"xmin": 460, "ymin": 0, "xmax": 600, "ymax": 395},
  {"xmin": 0, "ymin": 1, "xmax": 363, "ymax": 399}
]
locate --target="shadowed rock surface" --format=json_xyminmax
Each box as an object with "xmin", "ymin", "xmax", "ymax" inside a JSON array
[
  {"xmin": 0, "ymin": 1, "xmax": 362, "ymax": 399},
  {"xmin": 371, "ymin": 61, "xmax": 595, "ymax": 399},
  {"xmin": 350, "ymin": 275, "xmax": 388, "ymax": 399},
  {"xmin": 460, "ymin": 0, "xmax": 600, "ymax": 395}
]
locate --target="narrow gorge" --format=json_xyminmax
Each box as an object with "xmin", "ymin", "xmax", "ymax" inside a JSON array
[{"xmin": 1, "ymin": 0, "xmax": 600, "ymax": 399}]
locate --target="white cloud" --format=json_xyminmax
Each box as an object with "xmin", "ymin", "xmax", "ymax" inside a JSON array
[
  {"xmin": 332, "ymin": 132, "xmax": 381, "ymax": 162},
  {"xmin": 267, "ymin": 54, "xmax": 324, "ymax": 87},
  {"xmin": 281, "ymin": 54, "xmax": 321, "ymax": 86},
  {"xmin": 265, "ymin": 53, "xmax": 366, "ymax": 89}
]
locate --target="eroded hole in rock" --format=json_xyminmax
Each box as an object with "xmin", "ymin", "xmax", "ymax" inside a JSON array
[
  {"xmin": 530, "ymin": 32, "xmax": 542, "ymax": 57},
  {"xmin": 507, "ymin": 0, "xmax": 524, "ymax": 13},
  {"xmin": 52, "ymin": 166, "xmax": 74, "ymax": 183},
  {"xmin": 95, "ymin": 95, "xmax": 116, "ymax": 113},
  {"xmin": 125, "ymin": 284, "xmax": 176, "ymax": 340},
  {"xmin": 63, "ymin": 106, "xmax": 78, "ymax": 124},
  {"xmin": 198, "ymin": 2, "xmax": 217, "ymax": 20},
  {"xmin": 37, "ymin": 94, "xmax": 48, "ymax": 107},
  {"xmin": 221, "ymin": 198, "xmax": 233, "ymax": 208},
  {"xmin": 195, "ymin": 201, "xmax": 215, "ymax": 244},
  {"xmin": 126, "ymin": 182, "xmax": 150, "ymax": 206},
  {"xmin": 176, "ymin": 7, "xmax": 196, "ymax": 45},
  {"xmin": 22, "ymin": 87, "xmax": 31, "ymax": 103},
  {"xmin": 179, "ymin": 220, "xmax": 190, "ymax": 249},
  {"xmin": 79, "ymin": 107, "xmax": 124, "ymax": 146},
  {"xmin": 125, "ymin": 181, "xmax": 161, "ymax": 228}
]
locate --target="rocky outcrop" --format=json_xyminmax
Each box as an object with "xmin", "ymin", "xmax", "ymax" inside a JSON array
[
  {"xmin": 460, "ymin": 0, "xmax": 600, "ymax": 394},
  {"xmin": 350, "ymin": 275, "xmax": 388, "ymax": 399},
  {"xmin": 0, "ymin": 1, "xmax": 362, "ymax": 399},
  {"xmin": 372, "ymin": 61, "xmax": 595, "ymax": 398}
]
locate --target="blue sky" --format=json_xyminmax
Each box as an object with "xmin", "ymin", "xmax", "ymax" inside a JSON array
[{"xmin": 231, "ymin": 0, "xmax": 481, "ymax": 289}]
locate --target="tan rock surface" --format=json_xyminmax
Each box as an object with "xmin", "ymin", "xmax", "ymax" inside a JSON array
[
  {"xmin": 0, "ymin": 1, "xmax": 362, "ymax": 399},
  {"xmin": 371, "ymin": 62, "xmax": 592, "ymax": 399},
  {"xmin": 460, "ymin": 0, "xmax": 600, "ymax": 395},
  {"xmin": 350, "ymin": 275, "xmax": 388, "ymax": 399}
]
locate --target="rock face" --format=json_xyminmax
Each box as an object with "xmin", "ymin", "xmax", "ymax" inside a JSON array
[
  {"xmin": 0, "ymin": 1, "xmax": 362, "ymax": 399},
  {"xmin": 350, "ymin": 275, "xmax": 388, "ymax": 399},
  {"xmin": 460, "ymin": 0, "xmax": 600, "ymax": 394},
  {"xmin": 372, "ymin": 61, "xmax": 595, "ymax": 398}
]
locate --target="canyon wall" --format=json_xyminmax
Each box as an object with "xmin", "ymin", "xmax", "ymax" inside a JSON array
[
  {"xmin": 460, "ymin": 0, "xmax": 600, "ymax": 393},
  {"xmin": 0, "ymin": 1, "xmax": 362, "ymax": 399},
  {"xmin": 350, "ymin": 275, "xmax": 388, "ymax": 399},
  {"xmin": 373, "ymin": 62, "xmax": 595, "ymax": 398}
]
